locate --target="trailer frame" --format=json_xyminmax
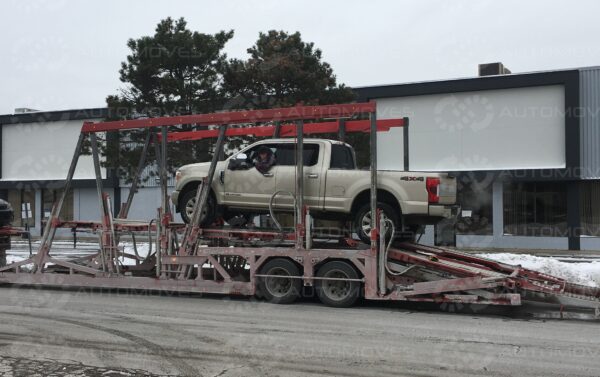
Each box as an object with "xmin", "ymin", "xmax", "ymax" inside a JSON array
[{"xmin": 0, "ymin": 102, "xmax": 599, "ymax": 313}]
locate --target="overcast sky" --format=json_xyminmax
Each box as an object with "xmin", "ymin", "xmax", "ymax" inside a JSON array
[{"xmin": 2, "ymin": 0, "xmax": 600, "ymax": 114}]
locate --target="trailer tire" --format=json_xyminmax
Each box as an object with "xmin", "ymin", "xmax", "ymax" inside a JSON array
[
  {"xmin": 315, "ymin": 261, "xmax": 361, "ymax": 308},
  {"xmin": 257, "ymin": 258, "xmax": 302, "ymax": 304},
  {"xmin": 179, "ymin": 188, "xmax": 215, "ymax": 226},
  {"xmin": 353, "ymin": 202, "xmax": 399, "ymax": 244}
]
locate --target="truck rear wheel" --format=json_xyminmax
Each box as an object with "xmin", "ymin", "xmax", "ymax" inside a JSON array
[
  {"xmin": 315, "ymin": 261, "xmax": 361, "ymax": 308},
  {"xmin": 179, "ymin": 189, "xmax": 215, "ymax": 226},
  {"xmin": 257, "ymin": 258, "xmax": 302, "ymax": 304},
  {"xmin": 353, "ymin": 202, "xmax": 399, "ymax": 244}
]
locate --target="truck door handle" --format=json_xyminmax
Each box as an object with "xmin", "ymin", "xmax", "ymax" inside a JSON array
[
  {"xmin": 219, "ymin": 170, "xmax": 224, "ymax": 184},
  {"xmin": 307, "ymin": 173, "xmax": 319, "ymax": 179},
  {"xmin": 263, "ymin": 173, "xmax": 274, "ymax": 177}
]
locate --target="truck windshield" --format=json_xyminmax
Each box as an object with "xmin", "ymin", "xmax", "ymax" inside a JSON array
[{"xmin": 330, "ymin": 144, "xmax": 356, "ymax": 169}]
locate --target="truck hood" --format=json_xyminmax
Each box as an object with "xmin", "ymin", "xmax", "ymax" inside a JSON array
[
  {"xmin": 177, "ymin": 161, "xmax": 227, "ymax": 176},
  {"xmin": 175, "ymin": 161, "xmax": 228, "ymax": 190}
]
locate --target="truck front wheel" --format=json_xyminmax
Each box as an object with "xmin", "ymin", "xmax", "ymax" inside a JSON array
[
  {"xmin": 353, "ymin": 202, "xmax": 399, "ymax": 244},
  {"xmin": 179, "ymin": 189, "xmax": 216, "ymax": 226}
]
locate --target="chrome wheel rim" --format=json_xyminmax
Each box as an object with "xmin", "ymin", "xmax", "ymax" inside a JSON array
[
  {"xmin": 185, "ymin": 196, "xmax": 208, "ymax": 222},
  {"xmin": 360, "ymin": 210, "xmax": 390, "ymax": 238}
]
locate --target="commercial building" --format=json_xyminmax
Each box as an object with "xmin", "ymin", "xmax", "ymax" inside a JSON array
[
  {"xmin": 356, "ymin": 64, "xmax": 600, "ymax": 251},
  {"xmin": 1, "ymin": 64, "xmax": 598, "ymax": 250}
]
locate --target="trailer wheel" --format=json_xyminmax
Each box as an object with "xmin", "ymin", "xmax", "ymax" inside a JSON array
[
  {"xmin": 179, "ymin": 189, "xmax": 215, "ymax": 226},
  {"xmin": 353, "ymin": 202, "xmax": 399, "ymax": 244},
  {"xmin": 258, "ymin": 258, "xmax": 301, "ymax": 304},
  {"xmin": 315, "ymin": 261, "xmax": 361, "ymax": 308}
]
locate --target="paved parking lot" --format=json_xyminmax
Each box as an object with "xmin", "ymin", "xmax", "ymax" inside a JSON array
[{"xmin": 0, "ymin": 287, "xmax": 598, "ymax": 376}]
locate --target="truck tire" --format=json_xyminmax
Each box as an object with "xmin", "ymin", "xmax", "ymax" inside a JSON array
[
  {"xmin": 315, "ymin": 261, "xmax": 361, "ymax": 308},
  {"xmin": 179, "ymin": 189, "xmax": 215, "ymax": 226},
  {"xmin": 353, "ymin": 202, "xmax": 399, "ymax": 244},
  {"xmin": 257, "ymin": 258, "xmax": 302, "ymax": 304}
]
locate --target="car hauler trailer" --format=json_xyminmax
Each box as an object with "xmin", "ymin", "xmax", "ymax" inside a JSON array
[{"xmin": 0, "ymin": 102, "xmax": 599, "ymax": 316}]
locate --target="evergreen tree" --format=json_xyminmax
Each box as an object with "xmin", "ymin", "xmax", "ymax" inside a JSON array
[
  {"xmin": 104, "ymin": 17, "xmax": 233, "ymax": 182},
  {"xmin": 222, "ymin": 30, "xmax": 355, "ymax": 110}
]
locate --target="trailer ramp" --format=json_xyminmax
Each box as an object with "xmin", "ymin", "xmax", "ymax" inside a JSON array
[{"xmin": 384, "ymin": 242, "xmax": 600, "ymax": 315}]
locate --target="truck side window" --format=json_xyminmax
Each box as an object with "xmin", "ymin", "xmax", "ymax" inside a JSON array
[
  {"xmin": 330, "ymin": 144, "xmax": 356, "ymax": 169},
  {"xmin": 246, "ymin": 144, "xmax": 277, "ymax": 163},
  {"xmin": 275, "ymin": 144, "xmax": 319, "ymax": 166}
]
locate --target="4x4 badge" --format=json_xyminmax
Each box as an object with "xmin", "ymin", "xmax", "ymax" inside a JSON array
[{"xmin": 400, "ymin": 176, "xmax": 424, "ymax": 182}]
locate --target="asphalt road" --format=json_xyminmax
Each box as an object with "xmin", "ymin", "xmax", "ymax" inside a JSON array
[{"xmin": 0, "ymin": 288, "xmax": 598, "ymax": 377}]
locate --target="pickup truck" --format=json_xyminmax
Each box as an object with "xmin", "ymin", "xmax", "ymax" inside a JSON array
[{"xmin": 172, "ymin": 138, "xmax": 458, "ymax": 242}]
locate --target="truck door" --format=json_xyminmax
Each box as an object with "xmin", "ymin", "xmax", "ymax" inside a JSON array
[
  {"xmin": 273, "ymin": 143, "xmax": 323, "ymax": 210},
  {"xmin": 323, "ymin": 143, "xmax": 359, "ymax": 212},
  {"xmin": 222, "ymin": 143, "xmax": 277, "ymax": 208}
]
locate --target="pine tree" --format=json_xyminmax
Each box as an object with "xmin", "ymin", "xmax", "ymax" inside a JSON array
[
  {"xmin": 222, "ymin": 30, "xmax": 355, "ymax": 110},
  {"xmin": 104, "ymin": 17, "xmax": 233, "ymax": 182}
]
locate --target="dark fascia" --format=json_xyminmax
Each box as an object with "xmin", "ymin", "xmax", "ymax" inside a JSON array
[
  {"xmin": 0, "ymin": 107, "xmax": 108, "ymax": 126},
  {"xmin": 354, "ymin": 69, "xmax": 579, "ymax": 101},
  {"xmin": 355, "ymin": 69, "xmax": 581, "ymax": 182},
  {"xmin": 0, "ymin": 179, "xmax": 115, "ymax": 190}
]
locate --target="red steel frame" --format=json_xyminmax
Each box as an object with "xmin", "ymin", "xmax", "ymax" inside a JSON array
[{"xmin": 1, "ymin": 101, "xmax": 599, "ymax": 313}]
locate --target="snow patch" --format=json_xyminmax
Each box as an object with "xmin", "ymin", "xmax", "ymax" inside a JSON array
[
  {"xmin": 477, "ymin": 253, "xmax": 600, "ymax": 288},
  {"xmin": 6, "ymin": 255, "xmax": 25, "ymax": 265}
]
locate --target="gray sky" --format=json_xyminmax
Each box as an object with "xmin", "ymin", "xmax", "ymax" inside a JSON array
[{"xmin": 2, "ymin": 0, "xmax": 600, "ymax": 115}]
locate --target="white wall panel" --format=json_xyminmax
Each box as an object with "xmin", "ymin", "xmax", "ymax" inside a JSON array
[
  {"xmin": 377, "ymin": 85, "xmax": 566, "ymax": 171},
  {"xmin": 2, "ymin": 119, "xmax": 105, "ymax": 180}
]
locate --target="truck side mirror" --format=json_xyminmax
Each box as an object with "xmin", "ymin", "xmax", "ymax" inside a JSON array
[{"xmin": 228, "ymin": 152, "xmax": 249, "ymax": 170}]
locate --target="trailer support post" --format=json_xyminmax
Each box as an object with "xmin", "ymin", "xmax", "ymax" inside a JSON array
[
  {"xmin": 403, "ymin": 117, "xmax": 410, "ymax": 171},
  {"xmin": 119, "ymin": 130, "xmax": 152, "ymax": 219},
  {"xmin": 295, "ymin": 120, "xmax": 304, "ymax": 250},
  {"xmin": 338, "ymin": 119, "xmax": 346, "ymax": 142},
  {"xmin": 160, "ymin": 126, "xmax": 169, "ymax": 216},
  {"xmin": 369, "ymin": 111, "xmax": 384, "ymax": 295},
  {"xmin": 90, "ymin": 133, "xmax": 116, "ymax": 272}
]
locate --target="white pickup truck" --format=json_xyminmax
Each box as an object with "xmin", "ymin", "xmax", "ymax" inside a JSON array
[{"xmin": 172, "ymin": 138, "xmax": 458, "ymax": 242}]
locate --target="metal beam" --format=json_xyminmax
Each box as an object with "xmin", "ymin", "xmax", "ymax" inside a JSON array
[
  {"xmin": 164, "ymin": 118, "xmax": 405, "ymax": 143},
  {"xmin": 82, "ymin": 103, "xmax": 377, "ymax": 133},
  {"xmin": 295, "ymin": 120, "xmax": 304, "ymax": 250},
  {"xmin": 119, "ymin": 130, "xmax": 152, "ymax": 219},
  {"xmin": 338, "ymin": 119, "xmax": 346, "ymax": 142}
]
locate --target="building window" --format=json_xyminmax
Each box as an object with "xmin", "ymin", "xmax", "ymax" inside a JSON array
[
  {"xmin": 581, "ymin": 181, "xmax": 600, "ymax": 236},
  {"xmin": 42, "ymin": 188, "xmax": 73, "ymax": 221},
  {"xmin": 6, "ymin": 189, "xmax": 36, "ymax": 227},
  {"xmin": 503, "ymin": 182, "xmax": 567, "ymax": 237},
  {"xmin": 456, "ymin": 180, "xmax": 493, "ymax": 235}
]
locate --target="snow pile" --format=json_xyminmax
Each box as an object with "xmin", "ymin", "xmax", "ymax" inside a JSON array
[
  {"xmin": 6, "ymin": 255, "xmax": 25, "ymax": 265},
  {"xmin": 477, "ymin": 253, "xmax": 600, "ymax": 288},
  {"xmin": 122, "ymin": 242, "xmax": 151, "ymax": 260}
]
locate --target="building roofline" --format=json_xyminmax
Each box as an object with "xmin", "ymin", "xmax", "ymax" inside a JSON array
[
  {"xmin": 353, "ymin": 65, "xmax": 588, "ymax": 90},
  {"xmin": 0, "ymin": 107, "xmax": 108, "ymax": 126},
  {"xmin": 354, "ymin": 67, "xmax": 581, "ymax": 101}
]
